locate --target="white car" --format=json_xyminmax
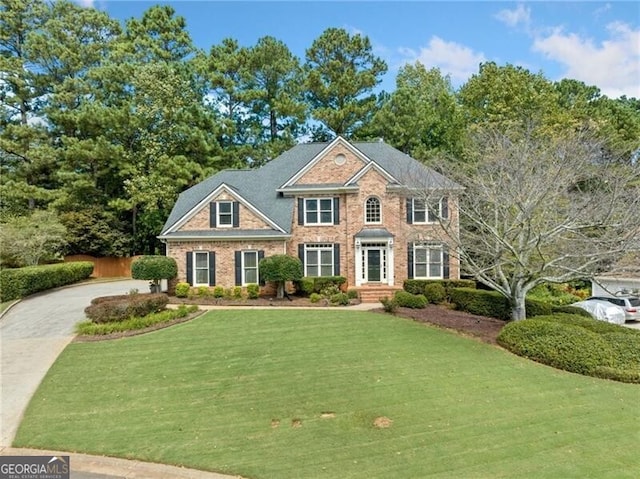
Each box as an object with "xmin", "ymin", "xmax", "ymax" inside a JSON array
[
  {"xmin": 586, "ymin": 296, "xmax": 640, "ymax": 322},
  {"xmin": 571, "ymin": 299, "xmax": 626, "ymax": 325}
]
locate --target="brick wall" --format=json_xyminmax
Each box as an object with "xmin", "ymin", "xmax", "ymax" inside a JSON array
[
  {"xmin": 295, "ymin": 144, "xmax": 365, "ymax": 185},
  {"xmin": 181, "ymin": 191, "xmax": 272, "ymax": 231}
]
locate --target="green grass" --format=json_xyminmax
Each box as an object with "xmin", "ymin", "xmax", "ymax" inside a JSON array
[{"xmin": 15, "ymin": 310, "xmax": 640, "ymax": 478}]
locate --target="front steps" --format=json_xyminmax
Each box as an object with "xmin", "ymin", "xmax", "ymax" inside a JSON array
[{"xmin": 356, "ymin": 286, "xmax": 403, "ymax": 303}]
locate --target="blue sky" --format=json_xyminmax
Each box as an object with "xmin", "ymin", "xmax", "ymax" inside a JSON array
[{"xmin": 83, "ymin": 1, "xmax": 639, "ymax": 98}]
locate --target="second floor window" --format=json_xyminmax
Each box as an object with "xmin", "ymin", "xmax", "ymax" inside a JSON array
[
  {"xmin": 365, "ymin": 197, "xmax": 381, "ymax": 224},
  {"xmin": 409, "ymin": 197, "xmax": 448, "ymax": 224},
  {"xmin": 305, "ymin": 198, "xmax": 334, "ymax": 225},
  {"xmin": 217, "ymin": 201, "xmax": 233, "ymax": 226}
]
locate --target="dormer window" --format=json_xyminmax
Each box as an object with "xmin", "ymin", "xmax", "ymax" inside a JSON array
[
  {"xmin": 365, "ymin": 197, "xmax": 381, "ymax": 224},
  {"xmin": 217, "ymin": 201, "xmax": 233, "ymax": 227},
  {"xmin": 209, "ymin": 200, "xmax": 239, "ymax": 228}
]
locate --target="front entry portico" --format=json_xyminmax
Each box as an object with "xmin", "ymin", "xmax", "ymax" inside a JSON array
[{"xmin": 354, "ymin": 229, "xmax": 394, "ymax": 287}]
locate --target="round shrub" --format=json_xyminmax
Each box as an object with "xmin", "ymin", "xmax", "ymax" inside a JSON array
[
  {"xmin": 175, "ymin": 282, "xmax": 190, "ymax": 298},
  {"xmin": 380, "ymin": 296, "xmax": 398, "ymax": 313},
  {"xmin": 497, "ymin": 318, "xmax": 615, "ymax": 375},
  {"xmin": 550, "ymin": 304, "xmax": 594, "ymax": 318},
  {"xmin": 309, "ymin": 293, "xmax": 322, "ymax": 303},
  {"xmin": 424, "ymin": 283, "xmax": 446, "ymax": 304},
  {"xmin": 131, "ymin": 255, "xmax": 177, "ymax": 291},
  {"xmin": 330, "ymin": 292, "xmax": 350, "ymax": 306},
  {"xmin": 347, "ymin": 289, "xmax": 359, "ymax": 300},
  {"xmin": 246, "ymin": 283, "xmax": 260, "ymax": 299},
  {"xmin": 394, "ymin": 290, "xmax": 427, "ymax": 309}
]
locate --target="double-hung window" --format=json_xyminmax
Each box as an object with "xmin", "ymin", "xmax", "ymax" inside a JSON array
[
  {"xmin": 305, "ymin": 198, "xmax": 334, "ymax": 225},
  {"xmin": 242, "ymin": 251, "xmax": 259, "ymax": 285},
  {"xmin": 413, "ymin": 244, "xmax": 443, "ymax": 279},
  {"xmin": 304, "ymin": 244, "xmax": 334, "ymax": 277},
  {"xmin": 410, "ymin": 198, "xmax": 447, "ymax": 224},
  {"xmin": 193, "ymin": 252, "xmax": 210, "ymax": 286},
  {"xmin": 217, "ymin": 201, "xmax": 233, "ymax": 227}
]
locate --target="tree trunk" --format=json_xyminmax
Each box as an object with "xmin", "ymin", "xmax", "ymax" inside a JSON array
[
  {"xmin": 511, "ymin": 292, "xmax": 527, "ymax": 321},
  {"xmin": 276, "ymin": 281, "xmax": 285, "ymax": 299}
]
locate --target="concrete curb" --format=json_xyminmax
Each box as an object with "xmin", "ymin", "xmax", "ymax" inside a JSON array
[{"xmin": 0, "ymin": 447, "xmax": 243, "ymax": 479}]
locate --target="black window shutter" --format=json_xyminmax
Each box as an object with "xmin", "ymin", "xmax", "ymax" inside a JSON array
[
  {"xmin": 407, "ymin": 243, "xmax": 414, "ymax": 279},
  {"xmin": 186, "ymin": 252, "xmax": 193, "ymax": 285},
  {"xmin": 208, "ymin": 252, "xmax": 216, "ymax": 286},
  {"xmin": 443, "ymin": 245, "xmax": 450, "ymax": 279},
  {"xmin": 234, "ymin": 251, "xmax": 242, "ymax": 286},
  {"xmin": 298, "ymin": 244, "xmax": 305, "ymax": 273},
  {"xmin": 232, "ymin": 201, "xmax": 240, "ymax": 227},
  {"xmin": 333, "ymin": 197, "xmax": 340, "ymax": 225},
  {"xmin": 406, "ymin": 198, "xmax": 413, "ymax": 224},
  {"xmin": 441, "ymin": 197, "xmax": 449, "ymax": 220},
  {"xmin": 209, "ymin": 202, "xmax": 217, "ymax": 228},
  {"xmin": 333, "ymin": 243, "xmax": 340, "ymax": 276},
  {"xmin": 297, "ymin": 198, "xmax": 304, "ymax": 225},
  {"xmin": 258, "ymin": 250, "xmax": 265, "ymax": 285}
]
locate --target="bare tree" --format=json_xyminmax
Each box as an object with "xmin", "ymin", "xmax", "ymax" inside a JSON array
[{"xmin": 408, "ymin": 125, "xmax": 640, "ymax": 320}]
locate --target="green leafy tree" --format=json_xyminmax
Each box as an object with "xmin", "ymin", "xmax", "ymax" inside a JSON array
[
  {"xmin": 365, "ymin": 63, "xmax": 465, "ymax": 160},
  {"xmin": 131, "ymin": 255, "xmax": 178, "ymax": 293},
  {"xmin": 0, "ymin": 210, "xmax": 67, "ymax": 266},
  {"xmin": 305, "ymin": 27, "xmax": 387, "ymax": 138},
  {"xmin": 259, "ymin": 254, "xmax": 303, "ymax": 299}
]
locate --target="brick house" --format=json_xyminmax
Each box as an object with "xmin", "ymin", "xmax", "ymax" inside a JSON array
[{"xmin": 159, "ymin": 137, "xmax": 462, "ymax": 301}]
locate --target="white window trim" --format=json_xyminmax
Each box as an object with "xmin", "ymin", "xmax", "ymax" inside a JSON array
[
  {"xmin": 193, "ymin": 251, "xmax": 210, "ymax": 287},
  {"xmin": 242, "ymin": 250, "xmax": 259, "ymax": 286},
  {"xmin": 304, "ymin": 198, "xmax": 334, "ymax": 226},
  {"xmin": 217, "ymin": 200, "xmax": 234, "ymax": 228},
  {"xmin": 413, "ymin": 243, "xmax": 444, "ymax": 279},
  {"xmin": 304, "ymin": 244, "xmax": 334, "ymax": 277},
  {"xmin": 412, "ymin": 198, "xmax": 443, "ymax": 224},
  {"xmin": 364, "ymin": 196, "xmax": 382, "ymax": 224}
]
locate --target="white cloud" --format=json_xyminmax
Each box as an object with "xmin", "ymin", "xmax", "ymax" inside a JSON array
[
  {"xmin": 400, "ymin": 37, "xmax": 486, "ymax": 85},
  {"xmin": 533, "ymin": 22, "xmax": 640, "ymax": 98},
  {"xmin": 494, "ymin": 4, "xmax": 531, "ymax": 29}
]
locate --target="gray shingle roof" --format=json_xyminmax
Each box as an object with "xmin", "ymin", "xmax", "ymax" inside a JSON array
[{"xmin": 160, "ymin": 139, "xmax": 462, "ymax": 236}]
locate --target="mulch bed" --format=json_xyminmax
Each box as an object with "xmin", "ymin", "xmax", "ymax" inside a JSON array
[{"xmin": 392, "ymin": 304, "xmax": 507, "ymax": 345}]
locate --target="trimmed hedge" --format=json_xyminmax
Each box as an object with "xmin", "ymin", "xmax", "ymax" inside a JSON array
[
  {"xmin": 497, "ymin": 314, "xmax": 640, "ymax": 383},
  {"xmin": 550, "ymin": 304, "xmax": 593, "ymax": 318},
  {"xmin": 424, "ymin": 283, "xmax": 446, "ymax": 304},
  {"xmin": 394, "ymin": 290, "xmax": 428, "ymax": 309},
  {"xmin": 84, "ymin": 293, "xmax": 168, "ymax": 323},
  {"xmin": 497, "ymin": 318, "xmax": 615, "ymax": 375},
  {"xmin": 296, "ymin": 276, "xmax": 346, "ymax": 296},
  {"xmin": 404, "ymin": 279, "xmax": 475, "ymax": 297},
  {"xmin": 0, "ymin": 261, "xmax": 94, "ymax": 302},
  {"xmin": 449, "ymin": 288, "xmax": 551, "ymax": 320}
]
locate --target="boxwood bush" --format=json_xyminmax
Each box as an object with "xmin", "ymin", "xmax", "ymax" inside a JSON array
[
  {"xmin": 0, "ymin": 261, "xmax": 94, "ymax": 302},
  {"xmin": 394, "ymin": 290, "xmax": 428, "ymax": 309},
  {"xmin": 295, "ymin": 276, "xmax": 346, "ymax": 296},
  {"xmin": 497, "ymin": 318, "xmax": 615, "ymax": 375},
  {"xmin": 497, "ymin": 314, "xmax": 640, "ymax": 383},
  {"xmin": 449, "ymin": 288, "xmax": 552, "ymax": 320},
  {"xmin": 424, "ymin": 283, "xmax": 446, "ymax": 304},
  {"xmin": 84, "ymin": 293, "xmax": 168, "ymax": 323},
  {"xmin": 404, "ymin": 279, "xmax": 475, "ymax": 297}
]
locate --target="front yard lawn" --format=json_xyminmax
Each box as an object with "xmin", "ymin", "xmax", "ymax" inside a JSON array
[{"xmin": 15, "ymin": 310, "xmax": 640, "ymax": 478}]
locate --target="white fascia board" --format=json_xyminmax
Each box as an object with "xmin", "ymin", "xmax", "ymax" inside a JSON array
[
  {"xmin": 158, "ymin": 233, "xmax": 291, "ymax": 241},
  {"xmin": 279, "ymin": 136, "xmax": 371, "ymax": 189},
  {"xmin": 346, "ymin": 161, "xmax": 398, "ymax": 186},
  {"xmin": 276, "ymin": 185, "xmax": 359, "ymax": 196},
  {"xmin": 165, "ymin": 183, "xmax": 286, "ymax": 234}
]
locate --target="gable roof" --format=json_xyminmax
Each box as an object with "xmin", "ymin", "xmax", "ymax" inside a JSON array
[{"xmin": 160, "ymin": 138, "xmax": 462, "ymax": 237}]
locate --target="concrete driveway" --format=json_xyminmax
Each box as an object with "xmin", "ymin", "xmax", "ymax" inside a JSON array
[{"xmin": 0, "ymin": 279, "xmax": 149, "ymax": 446}]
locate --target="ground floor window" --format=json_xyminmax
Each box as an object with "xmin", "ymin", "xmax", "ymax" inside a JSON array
[
  {"xmin": 413, "ymin": 244, "xmax": 443, "ymax": 279},
  {"xmin": 304, "ymin": 244, "xmax": 334, "ymax": 277},
  {"xmin": 242, "ymin": 251, "xmax": 259, "ymax": 285},
  {"xmin": 188, "ymin": 251, "xmax": 215, "ymax": 286}
]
